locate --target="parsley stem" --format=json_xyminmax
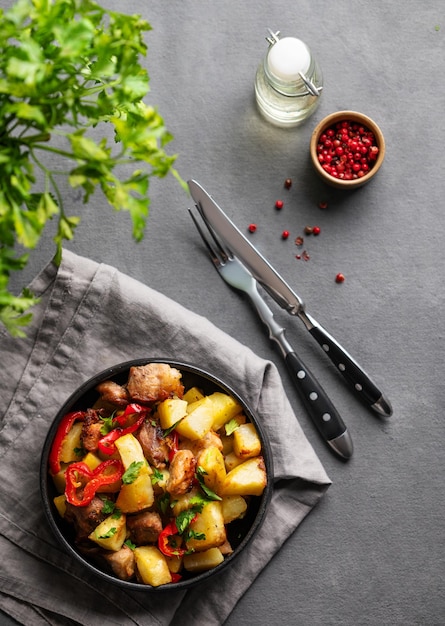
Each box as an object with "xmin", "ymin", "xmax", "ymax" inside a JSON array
[
  {"xmin": 29, "ymin": 148, "xmax": 65, "ymax": 215},
  {"xmin": 31, "ymin": 144, "xmax": 78, "ymax": 161}
]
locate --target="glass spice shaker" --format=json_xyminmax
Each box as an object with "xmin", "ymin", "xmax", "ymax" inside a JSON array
[{"xmin": 255, "ymin": 29, "xmax": 323, "ymax": 127}]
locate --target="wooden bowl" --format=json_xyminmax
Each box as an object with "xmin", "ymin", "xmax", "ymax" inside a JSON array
[{"xmin": 310, "ymin": 110, "xmax": 385, "ymax": 189}]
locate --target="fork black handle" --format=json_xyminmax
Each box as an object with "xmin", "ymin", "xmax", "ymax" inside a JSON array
[{"xmin": 284, "ymin": 351, "xmax": 353, "ymax": 459}]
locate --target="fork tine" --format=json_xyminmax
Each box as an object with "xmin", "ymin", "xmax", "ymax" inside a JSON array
[
  {"xmin": 188, "ymin": 208, "xmax": 221, "ymax": 266},
  {"xmin": 194, "ymin": 203, "xmax": 232, "ymax": 262},
  {"xmin": 188, "ymin": 205, "xmax": 231, "ymax": 264}
]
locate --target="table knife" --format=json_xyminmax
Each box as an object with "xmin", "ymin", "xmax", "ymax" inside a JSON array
[{"xmin": 188, "ymin": 179, "xmax": 393, "ymax": 417}]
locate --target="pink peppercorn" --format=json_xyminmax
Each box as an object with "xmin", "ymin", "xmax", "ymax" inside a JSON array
[{"xmin": 316, "ymin": 120, "xmax": 379, "ymax": 180}]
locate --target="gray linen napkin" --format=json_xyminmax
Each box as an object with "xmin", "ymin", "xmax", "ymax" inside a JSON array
[{"xmin": 0, "ymin": 249, "xmax": 330, "ymax": 626}]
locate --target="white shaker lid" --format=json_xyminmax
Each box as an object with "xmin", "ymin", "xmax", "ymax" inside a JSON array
[{"xmin": 268, "ymin": 37, "xmax": 311, "ymax": 82}]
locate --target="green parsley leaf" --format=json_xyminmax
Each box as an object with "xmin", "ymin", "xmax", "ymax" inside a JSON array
[
  {"xmin": 100, "ymin": 499, "xmax": 116, "ymax": 515},
  {"xmin": 158, "ymin": 492, "xmax": 171, "ymax": 516},
  {"xmin": 122, "ymin": 461, "xmax": 144, "ymax": 484},
  {"xmin": 225, "ymin": 419, "xmax": 240, "ymax": 436},
  {"xmin": 99, "ymin": 413, "xmax": 117, "ymax": 435},
  {"xmin": 97, "ymin": 527, "xmax": 117, "ymax": 539},
  {"xmin": 150, "ymin": 468, "xmax": 164, "ymax": 485},
  {"xmin": 163, "ymin": 420, "xmax": 183, "ymax": 437},
  {"xmin": 195, "ymin": 466, "xmax": 222, "ymax": 501},
  {"xmin": 124, "ymin": 539, "xmax": 136, "ymax": 550},
  {"xmin": 175, "ymin": 501, "xmax": 205, "ymax": 535},
  {"xmin": 199, "ymin": 483, "xmax": 223, "ymax": 501},
  {"xmin": 185, "ymin": 529, "xmax": 206, "ymax": 542}
]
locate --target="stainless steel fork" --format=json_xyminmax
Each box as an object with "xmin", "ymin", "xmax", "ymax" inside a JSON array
[{"xmin": 189, "ymin": 206, "xmax": 353, "ymax": 460}]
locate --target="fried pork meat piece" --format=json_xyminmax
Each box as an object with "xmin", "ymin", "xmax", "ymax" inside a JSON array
[
  {"xmin": 64, "ymin": 496, "xmax": 107, "ymax": 541},
  {"xmin": 102, "ymin": 545, "xmax": 135, "ymax": 581},
  {"xmin": 126, "ymin": 511, "xmax": 163, "ymax": 545},
  {"xmin": 95, "ymin": 380, "xmax": 129, "ymax": 407},
  {"xmin": 166, "ymin": 449, "xmax": 197, "ymax": 497},
  {"xmin": 126, "ymin": 363, "xmax": 184, "ymax": 404},
  {"xmin": 81, "ymin": 408, "xmax": 103, "ymax": 452},
  {"xmin": 179, "ymin": 430, "xmax": 223, "ymax": 456},
  {"xmin": 136, "ymin": 420, "xmax": 170, "ymax": 469}
]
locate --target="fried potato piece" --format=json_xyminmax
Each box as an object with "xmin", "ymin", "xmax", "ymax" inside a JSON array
[
  {"xmin": 221, "ymin": 457, "xmax": 267, "ymax": 497},
  {"xmin": 134, "ymin": 546, "xmax": 172, "ymax": 586}
]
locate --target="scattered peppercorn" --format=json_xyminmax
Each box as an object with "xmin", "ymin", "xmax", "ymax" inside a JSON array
[
  {"xmin": 318, "ymin": 201, "xmax": 328, "ymax": 209},
  {"xmin": 302, "ymin": 250, "xmax": 310, "ymax": 261},
  {"xmin": 335, "ymin": 273, "xmax": 345, "ymax": 283},
  {"xmin": 284, "ymin": 178, "xmax": 292, "ymax": 189},
  {"xmin": 281, "ymin": 230, "xmax": 290, "ymax": 240},
  {"xmin": 304, "ymin": 225, "xmax": 313, "ymax": 235},
  {"xmin": 275, "ymin": 199, "xmax": 284, "ymax": 210},
  {"xmin": 312, "ymin": 226, "xmax": 321, "ymax": 236},
  {"xmin": 248, "ymin": 223, "xmax": 257, "ymax": 233},
  {"xmin": 295, "ymin": 236, "xmax": 304, "ymax": 246}
]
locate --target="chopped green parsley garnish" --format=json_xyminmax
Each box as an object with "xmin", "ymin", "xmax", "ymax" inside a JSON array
[
  {"xmin": 122, "ymin": 461, "xmax": 144, "ymax": 484},
  {"xmin": 175, "ymin": 499, "xmax": 205, "ymax": 535},
  {"xmin": 185, "ymin": 529, "xmax": 206, "ymax": 542},
  {"xmin": 97, "ymin": 527, "xmax": 117, "ymax": 539},
  {"xmin": 163, "ymin": 420, "xmax": 183, "ymax": 437},
  {"xmin": 99, "ymin": 412, "xmax": 117, "ymax": 435},
  {"xmin": 100, "ymin": 498, "xmax": 116, "ymax": 515},
  {"xmin": 225, "ymin": 418, "xmax": 240, "ymax": 436},
  {"xmin": 196, "ymin": 466, "xmax": 222, "ymax": 501},
  {"xmin": 151, "ymin": 468, "xmax": 164, "ymax": 485}
]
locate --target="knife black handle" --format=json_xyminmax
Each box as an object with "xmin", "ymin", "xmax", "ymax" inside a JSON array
[
  {"xmin": 284, "ymin": 351, "xmax": 353, "ymax": 459},
  {"xmin": 308, "ymin": 324, "xmax": 393, "ymax": 416}
]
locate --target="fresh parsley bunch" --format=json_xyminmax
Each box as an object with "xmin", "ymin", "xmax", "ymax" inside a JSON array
[{"xmin": 0, "ymin": 0, "xmax": 182, "ymax": 336}]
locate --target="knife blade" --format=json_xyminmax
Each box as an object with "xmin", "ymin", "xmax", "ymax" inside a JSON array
[{"xmin": 188, "ymin": 179, "xmax": 393, "ymax": 417}]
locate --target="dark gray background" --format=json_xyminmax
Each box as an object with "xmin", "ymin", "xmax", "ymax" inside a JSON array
[{"xmin": 3, "ymin": 1, "xmax": 444, "ymax": 624}]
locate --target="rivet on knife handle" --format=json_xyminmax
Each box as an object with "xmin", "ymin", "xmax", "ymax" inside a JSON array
[
  {"xmin": 284, "ymin": 351, "xmax": 353, "ymax": 459},
  {"xmin": 301, "ymin": 311, "xmax": 393, "ymax": 416}
]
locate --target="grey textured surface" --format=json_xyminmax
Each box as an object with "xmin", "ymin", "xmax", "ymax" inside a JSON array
[{"xmin": 2, "ymin": 0, "xmax": 445, "ymax": 624}]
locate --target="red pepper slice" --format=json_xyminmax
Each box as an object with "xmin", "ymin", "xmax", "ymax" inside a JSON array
[
  {"xmin": 113, "ymin": 403, "xmax": 146, "ymax": 427},
  {"xmin": 49, "ymin": 410, "xmax": 85, "ymax": 475},
  {"xmin": 98, "ymin": 405, "xmax": 148, "ymax": 456},
  {"xmin": 65, "ymin": 459, "xmax": 124, "ymax": 507},
  {"xmin": 168, "ymin": 431, "xmax": 179, "ymax": 463},
  {"xmin": 158, "ymin": 521, "xmax": 186, "ymax": 558},
  {"xmin": 97, "ymin": 429, "xmax": 122, "ymax": 456},
  {"xmin": 170, "ymin": 572, "xmax": 182, "ymax": 583}
]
